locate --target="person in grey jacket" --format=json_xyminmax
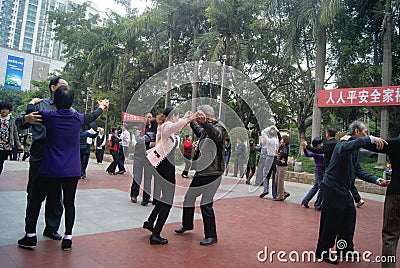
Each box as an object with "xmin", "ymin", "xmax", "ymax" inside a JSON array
[
  {"xmin": 233, "ymin": 137, "xmax": 246, "ymax": 177},
  {"xmin": 175, "ymin": 105, "xmax": 227, "ymax": 246}
]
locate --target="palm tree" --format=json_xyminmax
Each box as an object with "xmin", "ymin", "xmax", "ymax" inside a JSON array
[
  {"xmin": 267, "ymin": 0, "xmax": 341, "ymax": 139},
  {"xmin": 379, "ymin": 0, "xmax": 392, "ymax": 163},
  {"xmin": 194, "ymin": 0, "xmax": 254, "ymax": 121}
]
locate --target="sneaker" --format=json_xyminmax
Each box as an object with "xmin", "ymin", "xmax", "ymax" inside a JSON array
[
  {"xmin": 61, "ymin": 238, "xmax": 72, "ymax": 251},
  {"xmin": 357, "ymin": 199, "xmax": 365, "ymax": 208},
  {"xmin": 18, "ymin": 235, "xmax": 37, "ymax": 249}
]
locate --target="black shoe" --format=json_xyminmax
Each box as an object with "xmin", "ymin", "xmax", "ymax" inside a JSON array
[
  {"xmin": 150, "ymin": 235, "xmax": 168, "ymax": 245},
  {"xmin": 61, "ymin": 238, "xmax": 72, "ymax": 251},
  {"xmin": 43, "ymin": 229, "xmax": 62, "ymax": 240},
  {"xmin": 321, "ymin": 257, "xmax": 339, "ymax": 265},
  {"xmin": 259, "ymin": 192, "xmax": 268, "ymax": 198},
  {"xmin": 284, "ymin": 192, "xmax": 290, "ymax": 199},
  {"xmin": 200, "ymin": 237, "xmax": 218, "ymax": 246},
  {"xmin": 315, "ymin": 206, "xmax": 322, "ymax": 211},
  {"xmin": 182, "ymin": 174, "xmax": 189, "ymax": 178},
  {"xmin": 141, "ymin": 201, "xmax": 149, "ymax": 206},
  {"xmin": 18, "ymin": 235, "xmax": 37, "ymax": 249},
  {"xmin": 175, "ymin": 226, "xmax": 193, "ymax": 234},
  {"xmin": 143, "ymin": 221, "xmax": 153, "ymax": 232},
  {"xmin": 301, "ymin": 203, "xmax": 309, "ymax": 208},
  {"xmin": 107, "ymin": 171, "xmax": 116, "ymax": 175},
  {"xmin": 117, "ymin": 170, "xmax": 126, "ymax": 174}
]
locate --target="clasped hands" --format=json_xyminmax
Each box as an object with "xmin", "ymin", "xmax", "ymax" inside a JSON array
[{"xmin": 183, "ymin": 110, "xmax": 210, "ymax": 124}]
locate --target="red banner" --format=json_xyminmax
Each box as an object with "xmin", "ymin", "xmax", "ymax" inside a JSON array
[
  {"xmin": 318, "ymin": 86, "xmax": 400, "ymax": 107},
  {"xmin": 122, "ymin": 112, "xmax": 145, "ymax": 123}
]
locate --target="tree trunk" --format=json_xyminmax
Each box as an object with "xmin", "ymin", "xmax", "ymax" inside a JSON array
[
  {"xmin": 311, "ymin": 28, "xmax": 326, "ymax": 139},
  {"xmin": 379, "ymin": 8, "xmax": 392, "ymax": 163},
  {"xmin": 165, "ymin": 15, "xmax": 176, "ymax": 108},
  {"xmin": 191, "ymin": 25, "xmax": 199, "ymax": 113}
]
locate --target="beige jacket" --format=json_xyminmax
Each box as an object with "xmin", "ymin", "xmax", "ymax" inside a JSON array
[{"xmin": 146, "ymin": 118, "xmax": 189, "ymax": 167}]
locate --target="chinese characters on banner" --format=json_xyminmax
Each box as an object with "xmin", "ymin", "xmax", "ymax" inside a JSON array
[
  {"xmin": 318, "ymin": 86, "xmax": 400, "ymax": 107},
  {"xmin": 122, "ymin": 112, "xmax": 145, "ymax": 122}
]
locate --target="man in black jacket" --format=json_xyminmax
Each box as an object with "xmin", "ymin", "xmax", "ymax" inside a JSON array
[
  {"xmin": 175, "ymin": 105, "xmax": 227, "ymax": 246},
  {"xmin": 315, "ymin": 120, "xmax": 388, "ymax": 264},
  {"xmin": 363, "ymin": 137, "xmax": 399, "ymax": 268}
]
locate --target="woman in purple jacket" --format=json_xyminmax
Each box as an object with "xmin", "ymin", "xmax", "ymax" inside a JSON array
[
  {"xmin": 18, "ymin": 86, "xmax": 108, "ymax": 251},
  {"xmin": 301, "ymin": 137, "xmax": 324, "ymax": 209}
]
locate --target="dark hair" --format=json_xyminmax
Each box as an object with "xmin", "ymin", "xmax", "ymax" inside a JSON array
[
  {"xmin": 281, "ymin": 135, "xmax": 290, "ymax": 146},
  {"xmin": 312, "ymin": 137, "xmax": 323, "ymax": 147},
  {"xmin": 49, "ymin": 77, "xmax": 64, "ymax": 93},
  {"xmin": 185, "ymin": 134, "xmax": 190, "ymax": 139},
  {"xmin": 54, "ymin": 85, "xmax": 74, "ymax": 110},
  {"xmin": 225, "ymin": 138, "xmax": 230, "ymax": 143},
  {"xmin": 0, "ymin": 101, "xmax": 13, "ymax": 111},
  {"xmin": 326, "ymin": 127, "xmax": 337, "ymax": 138},
  {"xmin": 111, "ymin": 127, "xmax": 117, "ymax": 133},
  {"xmin": 163, "ymin": 106, "xmax": 179, "ymax": 119}
]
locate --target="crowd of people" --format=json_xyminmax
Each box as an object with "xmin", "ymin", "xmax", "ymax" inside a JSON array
[{"xmin": 1, "ymin": 76, "xmax": 399, "ymax": 267}]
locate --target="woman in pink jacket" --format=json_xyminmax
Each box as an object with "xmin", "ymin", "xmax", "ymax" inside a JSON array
[{"xmin": 143, "ymin": 106, "xmax": 194, "ymax": 245}]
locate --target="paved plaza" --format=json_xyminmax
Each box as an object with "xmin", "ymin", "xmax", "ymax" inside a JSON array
[{"xmin": 0, "ymin": 158, "xmax": 396, "ymax": 267}]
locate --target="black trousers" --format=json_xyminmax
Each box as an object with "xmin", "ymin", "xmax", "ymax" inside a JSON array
[
  {"xmin": 26, "ymin": 141, "xmax": 63, "ymax": 232},
  {"xmin": 117, "ymin": 146, "xmax": 126, "ymax": 172},
  {"xmin": 316, "ymin": 185, "xmax": 356, "ymax": 258},
  {"xmin": 95, "ymin": 148, "xmax": 105, "ymax": 163},
  {"xmin": 382, "ymin": 195, "xmax": 400, "ymax": 268},
  {"xmin": 350, "ymin": 184, "xmax": 361, "ymax": 203},
  {"xmin": 25, "ymin": 176, "xmax": 78, "ymax": 235},
  {"xmin": 106, "ymin": 150, "xmax": 119, "ymax": 173},
  {"xmin": 182, "ymin": 175, "xmax": 221, "ymax": 238},
  {"xmin": 0, "ymin": 150, "xmax": 11, "ymax": 174},
  {"xmin": 147, "ymin": 159, "xmax": 175, "ymax": 236}
]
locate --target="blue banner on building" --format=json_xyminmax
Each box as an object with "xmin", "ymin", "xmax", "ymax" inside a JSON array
[{"xmin": 4, "ymin": 55, "xmax": 24, "ymax": 90}]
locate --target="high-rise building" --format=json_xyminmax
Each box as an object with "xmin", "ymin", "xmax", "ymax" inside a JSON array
[
  {"xmin": 0, "ymin": 0, "xmax": 105, "ymax": 90},
  {"xmin": 0, "ymin": 0, "xmax": 105, "ymax": 59}
]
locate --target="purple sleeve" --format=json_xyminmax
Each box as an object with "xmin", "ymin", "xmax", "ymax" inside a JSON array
[
  {"xmin": 304, "ymin": 148, "xmax": 322, "ymax": 158},
  {"xmin": 40, "ymin": 110, "xmax": 51, "ymax": 126}
]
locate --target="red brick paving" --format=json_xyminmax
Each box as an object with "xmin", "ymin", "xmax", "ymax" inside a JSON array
[{"xmin": 0, "ymin": 168, "xmax": 398, "ymax": 267}]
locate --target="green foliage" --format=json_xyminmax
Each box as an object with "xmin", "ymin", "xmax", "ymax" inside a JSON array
[
  {"xmin": 288, "ymin": 155, "xmax": 384, "ymax": 178},
  {"xmin": 32, "ymin": 0, "xmax": 399, "ymax": 146},
  {"xmin": 0, "ymin": 87, "xmax": 29, "ymax": 114}
]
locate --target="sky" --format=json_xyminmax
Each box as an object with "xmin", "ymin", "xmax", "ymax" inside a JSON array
[{"xmin": 81, "ymin": 0, "xmax": 151, "ymax": 15}]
